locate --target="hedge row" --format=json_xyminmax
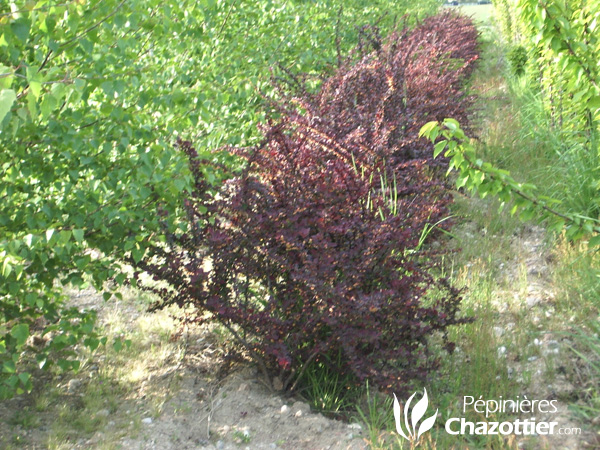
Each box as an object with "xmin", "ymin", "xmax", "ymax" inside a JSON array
[{"xmin": 136, "ymin": 12, "xmax": 480, "ymax": 396}]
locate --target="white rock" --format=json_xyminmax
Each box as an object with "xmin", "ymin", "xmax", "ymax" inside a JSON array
[
  {"xmin": 526, "ymin": 296, "xmax": 541, "ymax": 308},
  {"xmin": 493, "ymin": 327, "xmax": 505, "ymax": 338},
  {"xmin": 291, "ymin": 401, "xmax": 310, "ymax": 414},
  {"xmin": 96, "ymin": 409, "xmax": 110, "ymax": 418},
  {"xmin": 497, "ymin": 346, "xmax": 507, "ymax": 357},
  {"xmin": 280, "ymin": 405, "xmax": 289, "ymax": 414},
  {"xmin": 142, "ymin": 417, "xmax": 153, "ymax": 424},
  {"xmin": 67, "ymin": 379, "xmax": 82, "ymax": 392}
]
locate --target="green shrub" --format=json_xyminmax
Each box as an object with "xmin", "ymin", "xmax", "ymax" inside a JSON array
[{"xmin": 507, "ymin": 45, "xmax": 528, "ymax": 77}]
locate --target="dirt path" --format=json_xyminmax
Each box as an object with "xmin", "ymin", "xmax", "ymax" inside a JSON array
[{"xmin": 500, "ymin": 226, "xmax": 592, "ymax": 449}]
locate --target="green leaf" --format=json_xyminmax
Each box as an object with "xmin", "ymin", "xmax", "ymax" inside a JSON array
[
  {"xmin": 56, "ymin": 359, "xmax": 72, "ymax": 371},
  {"xmin": 10, "ymin": 324, "xmax": 29, "ymax": 347},
  {"xmin": 519, "ymin": 208, "xmax": 536, "ymax": 222},
  {"xmin": 72, "ymin": 229, "xmax": 85, "ymax": 243},
  {"xmin": 2, "ymin": 360, "xmax": 16, "ymax": 374},
  {"xmin": 588, "ymin": 234, "xmax": 600, "ymax": 247},
  {"xmin": 455, "ymin": 174, "xmax": 469, "ymax": 189},
  {"xmin": 0, "ymin": 64, "xmax": 13, "ymax": 89},
  {"xmin": 0, "ymin": 89, "xmax": 16, "ymax": 124},
  {"xmin": 84, "ymin": 337, "xmax": 100, "ymax": 351},
  {"xmin": 443, "ymin": 118, "xmax": 460, "ymax": 131},
  {"xmin": 433, "ymin": 140, "xmax": 447, "ymax": 158},
  {"xmin": 418, "ymin": 121, "xmax": 439, "ymax": 138},
  {"xmin": 10, "ymin": 19, "xmax": 31, "ymax": 44},
  {"xmin": 18, "ymin": 372, "xmax": 31, "ymax": 387},
  {"xmin": 113, "ymin": 338, "xmax": 123, "ymax": 352}
]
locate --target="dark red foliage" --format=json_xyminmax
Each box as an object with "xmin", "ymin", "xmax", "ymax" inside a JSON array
[
  {"xmin": 295, "ymin": 11, "xmax": 479, "ymax": 167},
  {"xmin": 135, "ymin": 12, "xmax": 479, "ymax": 396}
]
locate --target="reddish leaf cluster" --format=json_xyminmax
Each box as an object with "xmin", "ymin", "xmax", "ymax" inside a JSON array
[
  {"xmin": 136, "ymin": 12, "xmax": 479, "ymax": 396},
  {"xmin": 295, "ymin": 11, "xmax": 479, "ymax": 167}
]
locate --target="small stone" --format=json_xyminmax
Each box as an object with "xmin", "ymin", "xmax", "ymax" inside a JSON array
[
  {"xmin": 493, "ymin": 327, "xmax": 505, "ymax": 338},
  {"xmin": 294, "ymin": 410, "xmax": 302, "ymax": 418},
  {"xmin": 96, "ymin": 409, "xmax": 110, "ymax": 418},
  {"xmin": 273, "ymin": 376, "xmax": 284, "ymax": 391},
  {"xmin": 348, "ymin": 423, "xmax": 362, "ymax": 431},
  {"xmin": 238, "ymin": 383, "xmax": 249, "ymax": 392},
  {"xmin": 216, "ymin": 440, "xmax": 225, "ymax": 450},
  {"xmin": 142, "ymin": 417, "xmax": 153, "ymax": 424},
  {"xmin": 527, "ymin": 356, "xmax": 538, "ymax": 362},
  {"xmin": 291, "ymin": 401, "xmax": 310, "ymax": 415},
  {"xmin": 280, "ymin": 405, "xmax": 289, "ymax": 414},
  {"xmin": 67, "ymin": 379, "xmax": 82, "ymax": 392},
  {"xmin": 526, "ymin": 296, "xmax": 541, "ymax": 308},
  {"xmin": 497, "ymin": 346, "xmax": 507, "ymax": 357}
]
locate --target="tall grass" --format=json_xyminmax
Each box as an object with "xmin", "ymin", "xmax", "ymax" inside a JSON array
[
  {"xmin": 567, "ymin": 321, "xmax": 600, "ymax": 422},
  {"xmin": 504, "ymin": 80, "xmax": 600, "ymax": 219}
]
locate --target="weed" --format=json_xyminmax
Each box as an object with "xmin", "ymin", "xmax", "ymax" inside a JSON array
[
  {"xmin": 232, "ymin": 429, "xmax": 252, "ymax": 444},
  {"xmin": 9, "ymin": 407, "xmax": 40, "ymax": 429},
  {"xmin": 298, "ymin": 352, "xmax": 361, "ymax": 416}
]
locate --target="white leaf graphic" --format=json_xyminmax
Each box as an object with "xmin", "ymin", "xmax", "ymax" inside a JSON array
[
  {"xmin": 393, "ymin": 394, "xmax": 410, "ymax": 441},
  {"xmin": 417, "ymin": 409, "xmax": 438, "ymax": 440},
  {"xmin": 404, "ymin": 391, "xmax": 416, "ymax": 438},
  {"xmin": 393, "ymin": 389, "xmax": 438, "ymax": 443},
  {"xmin": 411, "ymin": 388, "xmax": 429, "ymax": 432}
]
